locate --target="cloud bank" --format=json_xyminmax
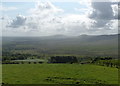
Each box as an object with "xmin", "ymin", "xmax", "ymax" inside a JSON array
[{"xmin": 1, "ymin": 1, "xmax": 119, "ymax": 36}]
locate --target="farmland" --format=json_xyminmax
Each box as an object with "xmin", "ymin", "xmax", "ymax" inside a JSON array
[
  {"xmin": 0, "ymin": 64, "xmax": 1, "ymax": 84},
  {"xmin": 2, "ymin": 64, "xmax": 118, "ymax": 84},
  {"xmin": 1, "ymin": 34, "xmax": 119, "ymax": 85}
]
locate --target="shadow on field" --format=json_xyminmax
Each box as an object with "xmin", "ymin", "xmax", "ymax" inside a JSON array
[
  {"xmin": 1, "ymin": 84, "xmax": 119, "ymax": 86},
  {"xmin": 45, "ymin": 76, "xmax": 107, "ymax": 84}
]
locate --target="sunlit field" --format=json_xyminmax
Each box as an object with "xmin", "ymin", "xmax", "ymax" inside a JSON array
[{"xmin": 2, "ymin": 64, "xmax": 118, "ymax": 84}]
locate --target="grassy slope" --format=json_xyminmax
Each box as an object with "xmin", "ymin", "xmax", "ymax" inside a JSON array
[
  {"xmin": 0, "ymin": 65, "xmax": 1, "ymax": 84},
  {"xmin": 2, "ymin": 64, "xmax": 118, "ymax": 84}
]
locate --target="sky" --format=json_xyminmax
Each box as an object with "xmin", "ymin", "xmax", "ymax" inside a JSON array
[{"xmin": 0, "ymin": 0, "xmax": 119, "ymax": 36}]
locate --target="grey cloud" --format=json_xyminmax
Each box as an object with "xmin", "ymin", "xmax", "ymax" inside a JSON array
[
  {"xmin": 8, "ymin": 15, "xmax": 26, "ymax": 28},
  {"xmin": 89, "ymin": 2, "xmax": 113, "ymax": 20},
  {"xmin": 89, "ymin": 1, "xmax": 119, "ymax": 28},
  {"xmin": 118, "ymin": 3, "xmax": 120, "ymax": 19},
  {"xmin": 93, "ymin": 19, "xmax": 110, "ymax": 28}
]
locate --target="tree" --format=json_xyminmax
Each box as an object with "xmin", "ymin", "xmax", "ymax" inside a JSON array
[{"xmin": 49, "ymin": 56, "xmax": 78, "ymax": 63}]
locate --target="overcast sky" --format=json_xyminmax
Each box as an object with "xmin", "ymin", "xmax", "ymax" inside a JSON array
[{"xmin": 0, "ymin": 0, "xmax": 119, "ymax": 36}]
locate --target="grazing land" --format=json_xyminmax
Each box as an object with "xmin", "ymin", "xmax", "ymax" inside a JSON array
[
  {"xmin": 0, "ymin": 65, "xmax": 1, "ymax": 84},
  {"xmin": 1, "ymin": 34, "xmax": 119, "ymax": 85},
  {"xmin": 2, "ymin": 64, "xmax": 118, "ymax": 84}
]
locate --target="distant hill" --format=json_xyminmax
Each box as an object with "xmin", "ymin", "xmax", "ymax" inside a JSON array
[{"xmin": 2, "ymin": 34, "xmax": 118, "ymax": 58}]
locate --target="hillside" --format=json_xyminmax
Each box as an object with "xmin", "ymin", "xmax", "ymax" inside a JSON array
[{"xmin": 2, "ymin": 34, "xmax": 119, "ymax": 58}]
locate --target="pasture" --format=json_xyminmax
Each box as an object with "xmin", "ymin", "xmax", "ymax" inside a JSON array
[
  {"xmin": 0, "ymin": 65, "xmax": 2, "ymax": 84},
  {"xmin": 2, "ymin": 64, "xmax": 118, "ymax": 84}
]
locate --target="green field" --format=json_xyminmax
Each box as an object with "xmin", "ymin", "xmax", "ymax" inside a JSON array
[
  {"xmin": 2, "ymin": 64, "xmax": 118, "ymax": 84},
  {"xmin": 0, "ymin": 65, "xmax": 2, "ymax": 84},
  {"xmin": 2, "ymin": 35, "xmax": 119, "ymax": 85}
]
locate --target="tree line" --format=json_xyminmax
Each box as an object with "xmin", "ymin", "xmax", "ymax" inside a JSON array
[
  {"xmin": 92, "ymin": 56, "xmax": 119, "ymax": 68},
  {"xmin": 2, "ymin": 52, "xmax": 41, "ymax": 61},
  {"xmin": 48, "ymin": 56, "xmax": 78, "ymax": 63}
]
